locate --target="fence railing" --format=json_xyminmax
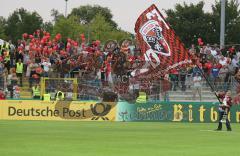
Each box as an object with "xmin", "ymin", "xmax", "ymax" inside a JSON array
[{"xmin": 2, "ymin": 74, "xmax": 238, "ymax": 102}]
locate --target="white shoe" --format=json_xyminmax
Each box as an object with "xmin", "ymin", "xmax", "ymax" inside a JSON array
[{"xmin": 221, "ymin": 119, "xmax": 226, "ymax": 123}]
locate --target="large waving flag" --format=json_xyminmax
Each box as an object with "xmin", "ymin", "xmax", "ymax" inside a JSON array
[{"xmin": 133, "ymin": 4, "xmax": 192, "ymax": 77}]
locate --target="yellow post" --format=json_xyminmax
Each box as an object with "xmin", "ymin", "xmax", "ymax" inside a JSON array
[{"xmin": 73, "ymin": 78, "xmax": 77, "ymax": 100}]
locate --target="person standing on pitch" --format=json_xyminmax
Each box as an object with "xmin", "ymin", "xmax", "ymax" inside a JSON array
[{"xmin": 215, "ymin": 90, "xmax": 232, "ymax": 131}]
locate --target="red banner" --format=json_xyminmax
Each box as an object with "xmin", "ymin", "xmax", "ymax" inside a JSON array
[{"xmin": 134, "ymin": 4, "xmax": 191, "ymax": 77}]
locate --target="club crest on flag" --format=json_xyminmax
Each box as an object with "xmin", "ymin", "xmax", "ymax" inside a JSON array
[
  {"xmin": 134, "ymin": 4, "xmax": 192, "ymax": 75},
  {"xmin": 140, "ymin": 20, "xmax": 171, "ymax": 57}
]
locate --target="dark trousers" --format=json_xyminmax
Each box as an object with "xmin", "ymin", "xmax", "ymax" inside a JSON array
[
  {"xmin": 217, "ymin": 111, "xmax": 231, "ymax": 130},
  {"xmin": 180, "ymin": 75, "xmax": 186, "ymax": 91},
  {"xmin": 16, "ymin": 73, "xmax": 23, "ymax": 87},
  {"xmin": 7, "ymin": 85, "xmax": 13, "ymax": 98}
]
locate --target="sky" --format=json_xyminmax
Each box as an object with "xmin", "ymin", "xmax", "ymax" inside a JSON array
[{"xmin": 0, "ymin": 0, "xmax": 216, "ymax": 33}]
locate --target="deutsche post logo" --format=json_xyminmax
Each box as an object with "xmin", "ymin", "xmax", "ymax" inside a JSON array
[{"xmin": 91, "ymin": 103, "xmax": 112, "ymax": 120}]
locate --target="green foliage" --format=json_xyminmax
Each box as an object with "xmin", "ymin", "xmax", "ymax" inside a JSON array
[
  {"xmin": 165, "ymin": 0, "xmax": 240, "ymax": 47},
  {"xmin": 0, "ymin": 17, "xmax": 7, "ymax": 40},
  {"xmin": 89, "ymin": 14, "xmax": 113, "ymax": 42},
  {"xmin": 53, "ymin": 16, "xmax": 86, "ymax": 42},
  {"xmin": 165, "ymin": 1, "xmax": 212, "ymax": 47},
  {"xmin": 5, "ymin": 8, "xmax": 43, "ymax": 43},
  {"xmin": 211, "ymin": 0, "xmax": 240, "ymax": 44},
  {"xmin": 42, "ymin": 22, "xmax": 54, "ymax": 34},
  {"xmin": 107, "ymin": 29, "xmax": 132, "ymax": 44},
  {"xmin": 88, "ymin": 14, "xmax": 131, "ymax": 44},
  {"xmin": 69, "ymin": 5, "xmax": 117, "ymax": 28},
  {"xmin": 51, "ymin": 9, "xmax": 64, "ymax": 23},
  {"xmin": 3, "ymin": 5, "xmax": 131, "ymax": 44}
]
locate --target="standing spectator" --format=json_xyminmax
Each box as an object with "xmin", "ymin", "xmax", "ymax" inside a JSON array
[
  {"xmin": 204, "ymin": 44, "xmax": 211, "ymax": 54},
  {"xmin": 179, "ymin": 66, "xmax": 187, "ymax": 91},
  {"xmin": 203, "ymin": 60, "xmax": 212, "ymax": 80},
  {"xmin": 210, "ymin": 62, "xmax": 221, "ymax": 90},
  {"xmin": 161, "ymin": 75, "xmax": 170, "ymax": 101},
  {"xmin": 206, "ymin": 50, "xmax": 215, "ymax": 62},
  {"xmin": 218, "ymin": 65, "xmax": 229, "ymax": 91},
  {"xmin": 231, "ymin": 55, "xmax": 239, "ymax": 74},
  {"xmin": 16, "ymin": 48, "xmax": 24, "ymax": 62},
  {"xmin": 169, "ymin": 69, "xmax": 178, "ymax": 91},
  {"xmin": 228, "ymin": 46, "xmax": 236, "ymax": 59},
  {"xmin": 3, "ymin": 49, "xmax": 10, "ymax": 73},
  {"xmin": 41, "ymin": 58, "xmax": 51, "ymax": 77},
  {"xmin": 0, "ymin": 62, "xmax": 5, "ymax": 89},
  {"xmin": 7, "ymin": 69, "xmax": 18, "ymax": 98},
  {"xmin": 211, "ymin": 46, "xmax": 218, "ymax": 58},
  {"xmin": 189, "ymin": 44, "xmax": 196, "ymax": 54},
  {"xmin": 29, "ymin": 60, "xmax": 38, "ymax": 88},
  {"xmin": 218, "ymin": 54, "xmax": 227, "ymax": 67},
  {"xmin": 16, "ymin": 59, "xmax": 23, "ymax": 87},
  {"xmin": 9, "ymin": 40, "xmax": 15, "ymax": 68},
  {"xmin": 23, "ymin": 50, "xmax": 30, "ymax": 72},
  {"xmin": 192, "ymin": 72, "xmax": 202, "ymax": 101}
]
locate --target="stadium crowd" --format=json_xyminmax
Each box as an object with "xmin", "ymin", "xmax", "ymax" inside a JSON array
[{"xmin": 0, "ymin": 30, "xmax": 240, "ymax": 101}]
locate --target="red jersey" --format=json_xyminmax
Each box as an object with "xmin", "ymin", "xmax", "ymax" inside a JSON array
[{"xmin": 218, "ymin": 93, "xmax": 232, "ymax": 110}]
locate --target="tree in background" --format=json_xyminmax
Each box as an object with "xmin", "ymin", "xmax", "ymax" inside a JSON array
[
  {"xmin": 211, "ymin": 0, "xmax": 240, "ymax": 44},
  {"xmin": 0, "ymin": 17, "xmax": 7, "ymax": 40},
  {"xmin": 165, "ymin": 0, "xmax": 240, "ymax": 47},
  {"xmin": 69, "ymin": 5, "xmax": 117, "ymax": 28},
  {"xmin": 3, "ymin": 5, "xmax": 132, "ymax": 44},
  {"xmin": 51, "ymin": 9, "xmax": 64, "ymax": 23},
  {"xmin": 165, "ymin": 1, "xmax": 212, "ymax": 47},
  {"xmin": 53, "ymin": 16, "xmax": 86, "ymax": 42},
  {"xmin": 5, "ymin": 8, "xmax": 43, "ymax": 43},
  {"xmin": 89, "ymin": 14, "xmax": 131, "ymax": 43},
  {"xmin": 42, "ymin": 21, "xmax": 54, "ymax": 34}
]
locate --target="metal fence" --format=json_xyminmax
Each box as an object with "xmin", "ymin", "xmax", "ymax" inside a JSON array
[{"xmin": 1, "ymin": 73, "xmax": 238, "ymax": 102}]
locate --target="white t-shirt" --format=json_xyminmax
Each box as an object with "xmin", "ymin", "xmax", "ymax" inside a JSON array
[
  {"xmin": 211, "ymin": 49, "xmax": 217, "ymax": 57},
  {"xmin": 219, "ymin": 58, "xmax": 227, "ymax": 66},
  {"xmin": 42, "ymin": 61, "xmax": 51, "ymax": 72},
  {"xmin": 223, "ymin": 96, "xmax": 228, "ymax": 106},
  {"xmin": 193, "ymin": 76, "xmax": 201, "ymax": 87},
  {"xmin": 231, "ymin": 58, "xmax": 239, "ymax": 67}
]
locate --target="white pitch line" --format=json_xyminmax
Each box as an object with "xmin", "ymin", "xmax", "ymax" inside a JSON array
[{"xmin": 200, "ymin": 130, "xmax": 230, "ymax": 133}]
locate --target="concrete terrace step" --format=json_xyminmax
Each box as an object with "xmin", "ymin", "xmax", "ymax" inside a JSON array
[
  {"xmin": 168, "ymin": 90, "xmax": 215, "ymax": 95},
  {"xmin": 20, "ymin": 91, "xmax": 32, "ymax": 96},
  {"xmin": 169, "ymin": 99, "xmax": 218, "ymax": 102},
  {"xmin": 20, "ymin": 95, "xmax": 32, "ymax": 99}
]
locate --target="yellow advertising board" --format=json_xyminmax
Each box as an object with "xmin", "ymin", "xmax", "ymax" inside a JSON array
[{"xmin": 0, "ymin": 100, "xmax": 116, "ymax": 121}]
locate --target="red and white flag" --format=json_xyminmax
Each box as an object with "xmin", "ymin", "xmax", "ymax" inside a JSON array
[{"xmin": 133, "ymin": 4, "xmax": 191, "ymax": 77}]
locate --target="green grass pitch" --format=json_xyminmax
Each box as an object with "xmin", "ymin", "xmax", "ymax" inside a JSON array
[{"xmin": 0, "ymin": 121, "xmax": 239, "ymax": 156}]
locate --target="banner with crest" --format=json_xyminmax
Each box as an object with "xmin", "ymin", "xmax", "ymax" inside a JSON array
[{"xmin": 134, "ymin": 4, "xmax": 192, "ymax": 77}]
